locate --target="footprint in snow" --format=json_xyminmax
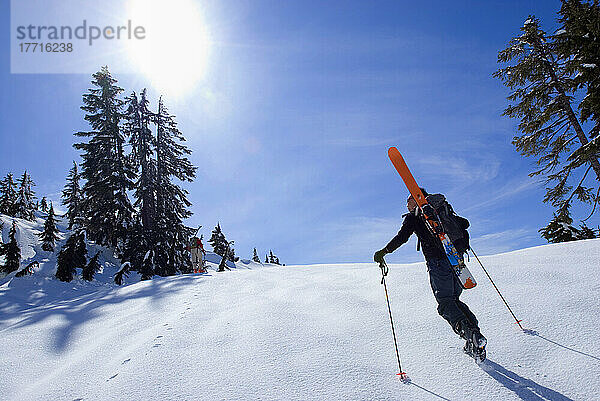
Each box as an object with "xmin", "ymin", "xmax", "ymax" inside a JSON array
[
  {"xmin": 122, "ymin": 358, "xmax": 131, "ymax": 365},
  {"xmin": 107, "ymin": 373, "xmax": 118, "ymax": 381},
  {"xmin": 153, "ymin": 343, "xmax": 161, "ymax": 348},
  {"xmin": 155, "ymin": 335, "xmax": 163, "ymax": 339}
]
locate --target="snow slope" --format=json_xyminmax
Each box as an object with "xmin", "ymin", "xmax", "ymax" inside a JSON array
[{"xmin": 1, "ymin": 237, "xmax": 599, "ymax": 400}]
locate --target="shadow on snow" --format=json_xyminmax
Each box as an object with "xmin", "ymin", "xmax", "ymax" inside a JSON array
[
  {"xmin": 523, "ymin": 329, "xmax": 600, "ymax": 363},
  {"xmin": 0, "ymin": 275, "xmax": 205, "ymax": 353},
  {"xmin": 482, "ymin": 359, "xmax": 574, "ymax": 401}
]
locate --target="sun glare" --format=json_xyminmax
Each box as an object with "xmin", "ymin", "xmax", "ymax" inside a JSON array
[{"xmin": 125, "ymin": 0, "xmax": 210, "ymax": 98}]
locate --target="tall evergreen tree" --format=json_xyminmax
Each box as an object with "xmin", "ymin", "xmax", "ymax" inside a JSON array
[
  {"xmin": 74, "ymin": 66, "xmax": 135, "ymax": 248},
  {"xmin": 126, "ymin": 90, "xmax": 157, "ymax": 241},
  {"xmin": 0, "ymin": 173, "xmax": 17, "ymax": 216},
  {"xmin": 153, "ymin": 97, "xmax": 197, "ymax": 275},
  {"xmin": 82, "ymin": 251, "xmax": 101, "ymax": 281},
  {"xmin": 268, "ymin": 250, "xmax": 275, "ymax": 264},
  {"xmin": 39, "ymin": 203, "xmax": 60, "ymax": 252},
  {"xmin": 56, "ymin": 230, "xmax": 87, "ymax": 282},
  {"xmin": 62, "ymin": 161, "xmax": 83, "ymax": 229},
  {"xmin": 1, "ymin": 221, "xmax": 20, "ymax": 274},
  {"xmin": 14, "ymin": 171, "xmax": 36, "ymax": 220},
  {"xmin": 123, "ymin": 90, "xmax": 159, "ymax": 276},
  {"xmin": 495, "ymin": 13, "xmax": 600, "ymax": 235},
  {"xmin": 556, "ymin": 0, "xmax": 600, "ymax": 135},
  {"xmin": 252, "ymin": 248, "xmax": 261, "ymax": 263}
]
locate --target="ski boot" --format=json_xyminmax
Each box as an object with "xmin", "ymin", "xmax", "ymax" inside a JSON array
[
  {"xmin": 463, "ymin": 331, "xmax": 487, "ymax": 363},
  {"xmin": 455, "ymin": 319, "xmax": 487, "ymax": 363}
]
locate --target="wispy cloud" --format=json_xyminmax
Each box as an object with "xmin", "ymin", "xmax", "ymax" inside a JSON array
[
  {"xmin": 309, "ymin": 215, "xmax": 412, "ymax": 264},
  {"xmin": 417, "ymin": 155, "xmax": 501, "ymax": 184},
  {"xmin": 469, "ymin": 227, "xmax": 539, "ymax": 256},
  {"xmin": 462, "ymin": 178, "xmax": 540, "ymax": 214}
]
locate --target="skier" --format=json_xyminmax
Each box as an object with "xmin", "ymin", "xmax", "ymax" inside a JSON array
[
  {"xmin": 373, "ymin": 188, "xmax": 487, "ymax": 361},
  {"xmin": 190, "ymin": 236, "xmax": 206, "ymax": 273}
]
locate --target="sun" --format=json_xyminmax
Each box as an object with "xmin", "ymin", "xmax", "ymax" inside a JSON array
[{"xmin": 125, "ymin": 0, "xmax": 211, "ymax": 98}]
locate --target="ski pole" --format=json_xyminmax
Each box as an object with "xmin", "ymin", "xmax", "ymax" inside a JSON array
[
  {"xmin": 379, "ymin": 259, "xmax": 408, "ymax": 381},
  {"xmin": 469, "ymin": 248, "xmax": 524, "ymax": 331}
]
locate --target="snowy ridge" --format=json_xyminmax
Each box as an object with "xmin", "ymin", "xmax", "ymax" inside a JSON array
[
  {"xmin": 0, "ymin": 212, "xmax": 266, "ymax": 292},
  {"xmin": 1, "ymin": 217, "xmax": 599, "ymax": 400}
]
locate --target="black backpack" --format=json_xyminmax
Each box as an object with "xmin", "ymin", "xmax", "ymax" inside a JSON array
[{"xmin": 426, "ymin": 194, "xmax": 470, "ymax": 254}]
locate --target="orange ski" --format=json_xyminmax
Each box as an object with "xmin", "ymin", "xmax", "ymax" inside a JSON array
[{"xmin": 388, "ymin": 147, "xmax": 476, "ymax": 289}]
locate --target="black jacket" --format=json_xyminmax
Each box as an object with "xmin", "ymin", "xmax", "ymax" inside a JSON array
[{"xmin": 383, "ymin": 211, "xmax": 447, "ymax": 261}]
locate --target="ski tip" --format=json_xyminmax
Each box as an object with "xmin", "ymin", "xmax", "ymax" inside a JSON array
[
  {"xmin": 388, "ymin": 147, "xmax": 398, "ymax": 156},
  {"xmin": 396, "ymin": 372, "xmax": 410, "ymax": 383}
]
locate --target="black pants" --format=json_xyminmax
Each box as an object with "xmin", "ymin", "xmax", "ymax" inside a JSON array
[{"xmin": 426, "ymin": 257, "xmax": 478, "ymax": 330}]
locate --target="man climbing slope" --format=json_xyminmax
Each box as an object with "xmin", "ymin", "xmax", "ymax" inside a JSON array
[{"xmin": 374, "ymin": 189, "xmax": 487, "ymax": 361}]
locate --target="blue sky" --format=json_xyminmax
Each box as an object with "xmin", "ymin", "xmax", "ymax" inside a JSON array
[{"xmin": 2, "ymin": 0, "xmax": 588, "ymax": 265}]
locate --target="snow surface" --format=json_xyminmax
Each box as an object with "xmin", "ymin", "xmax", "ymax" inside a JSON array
[{"xmin": 1, "ymin": 214, "xmax": 600, "ymax": 400}]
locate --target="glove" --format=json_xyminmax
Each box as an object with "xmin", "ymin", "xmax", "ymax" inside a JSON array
[{"xmin": 374, "ymin": 248, "xmax": 388, "ymax": 264}]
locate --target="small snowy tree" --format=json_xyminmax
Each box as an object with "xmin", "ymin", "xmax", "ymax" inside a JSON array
[
  {"xmin": 39, "ymin": 197, "xmax": 49, "ymax": 213},
  {"xmin": 39, "ymin": 203, "xmax": 60, "ymax": 252},
  {"xmin": 114, "ymin": 262, "xmax": 130, "ymax": 285},
  {"xmin": 209, "ymin": 223, "xmax": 227, "ymax": 256},
  {"xmin": 576, "ymin": 222, "xmax": 598, "ymax": 239},
  {"xmin": 217, "ymin": 241, "xmax": 234, "ymax": 272},
  {"xmin": 539, "ymin": 207, "xmax": 580, "ymax": 243},
  {"xmin": 252, "ymin": 248, "xmax": 261, "ymax": 263},
  {"xmin": 56, "ymin": 230, "xmax": 87, "ymax": 282},
  {"xmin": 1, "ymin": 221, "xmax": 20, "ymax": 274},
  {"xmin": 14, "ymin": 171, "xmax": 36, "ymax": 220},
  {"xmin": 82, "ymin": 251, "xmax": 101, "ymax": 281},
  {"xmin": 0, "ymin": 173, "xmax": 18, "ymax": 216}
]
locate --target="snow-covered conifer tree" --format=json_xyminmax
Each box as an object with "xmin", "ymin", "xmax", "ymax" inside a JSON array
[
  {"xmin": 496, "ymin": 13, "xmax": 600, "ymax": 234},
  {"xmin": 74, "ymin": 66, "xmax": 135, "ymax": 248},
  {"xmin": 539, "ymin": 208, "xmax": 580, "ymax": 243},
  {"xmin": 252, "ymin": 248, "xmax": 260, "ymax": 263},
  {"xmin": 0, "ymin": 173, "xmax": 17, "ymax": 216},
  {"xmin": 39, "ymin": 203, "xmax": 60, "ymax": 252},
  {"xmin": 56, "ymin": 230, "xmax": 87, "ymax": 282},
  {"xmin": 14, "ymin": 171, "xmax": 36, "ymax": 220},
  {"xmin": 82, "ymin": 251, "xmax": 101, "ymax": 281},
  {"xmin": 62, "ymin": 161, "xmax": 83, "ymax": 229},
  {"xmin": 209, "ymin": 223, "xmax": 227, "ymax": 257},
  {"xmin": 576, "ymin": 222, "xmax": 597, "ymax": 240},
  {"xmin": 39, "ymin": 197, "xmax": 48, "ymax": 213},
  {"xmin": 153, "ymin": 97, "xmax": 196, "ymax": 275},
  {"xmin": 1, "ymin": 221, "xmax": 20, "ymax": 274}
]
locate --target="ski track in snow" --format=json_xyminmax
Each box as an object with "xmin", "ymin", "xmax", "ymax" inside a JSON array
[{"xmin": 1, "ymin": 222, "xmax": 599, "ymax": 400}]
